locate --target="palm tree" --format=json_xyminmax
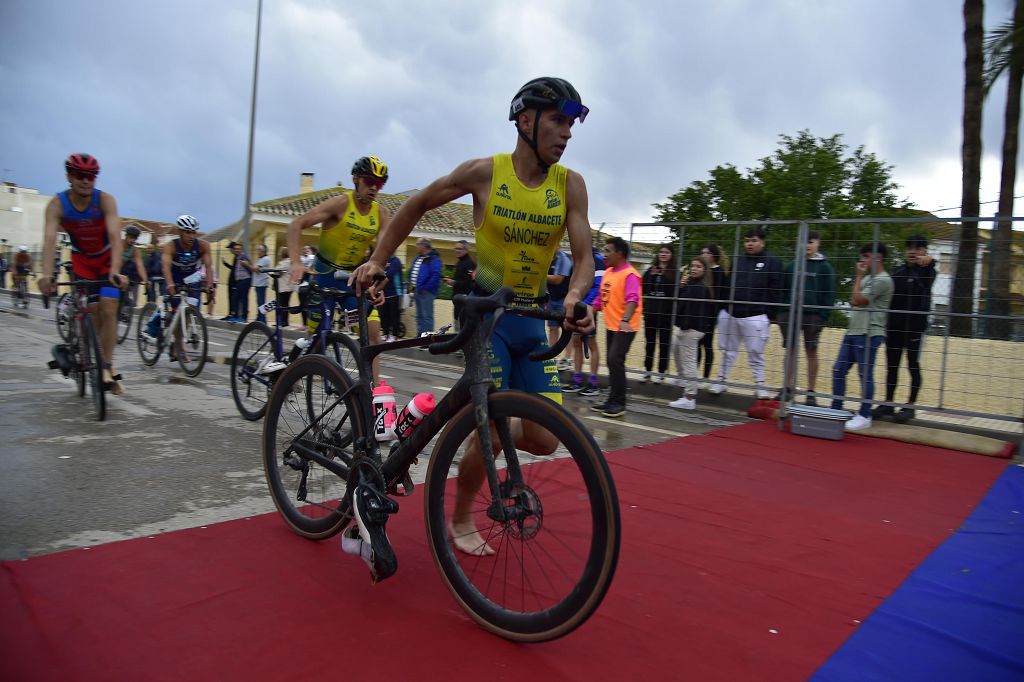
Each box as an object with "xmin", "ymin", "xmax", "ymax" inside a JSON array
[
  {"xmin": 983, "ymin": 0, "xmax": 1023, "ymax": 340},
  {"xmin": 953, "ymin": 0, "xmax": 985, "ymax": 337}
]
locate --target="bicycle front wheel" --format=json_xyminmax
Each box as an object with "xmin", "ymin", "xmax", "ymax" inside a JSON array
[
  {"xmin": 177, "ymin": 306, "xmax": 208, "ymax": 377},
  {"xmin": 230, "ymin": 321, "xmax": 277, "ymax": 420},
  {"xmin": 262, "ymin": 354, "xmax": 366, "ymax": 539},
  {"xmin": 115, "ymin": 293, "xmax": 133, "ymax": 344},
  {"xmin": 424, "ymin": 391, "xmax": 620, "ymax": 642},
  {"xmin": 136, "ymin": 303, "xmax": 161, "ymax": 366},
  {"xmin": 83, "ymin": 315, "xmax": 106, "ymax": 421},
  {"xmin": 55, "ymin": 293, "xmax": 73, "ymax": 342}
]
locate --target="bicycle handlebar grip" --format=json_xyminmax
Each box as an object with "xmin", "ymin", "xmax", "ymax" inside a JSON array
[{"xmin": 529, "ymin": 301, "xmax": 588, "ymax": 362}]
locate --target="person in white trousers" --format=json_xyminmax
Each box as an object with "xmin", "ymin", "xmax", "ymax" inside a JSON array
[{"xmin": 669, "ymin": 256, "xmax": 716, "ymax": 410}]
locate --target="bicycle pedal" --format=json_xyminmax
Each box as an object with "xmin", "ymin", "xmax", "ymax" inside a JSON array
[{"xmin": 389, "ymin": 473, "xmax": 415, "ymax": 497}]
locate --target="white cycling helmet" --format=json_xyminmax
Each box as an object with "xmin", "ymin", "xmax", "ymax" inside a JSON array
[
  {"xmin": 18, "ymin": 245, "xmax": 28, "ymax": 252},
  {"xmin": 175, "ymin": 214, "xmax": 199, "ymax": 231}
]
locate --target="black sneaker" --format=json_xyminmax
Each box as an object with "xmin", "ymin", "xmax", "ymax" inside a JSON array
[
  {"xmin": 805, "ymin": 396, "xmax": 818, "ymax": 407},
  {"xmin": 351, "ymin": 483, "xmax": 399, "ymax": 583},
  {"xmin": 590, "ymin": 402, "xmax": 609, "ymax": 412},
  {"xmin": 894, "ymin": 407, "xmax": 916, "ymax": 423},
  {"xmin": 871, "ymin": 405, "xmax": 896, "ymax": 419},
  {"xmin": 562, "ymin": 382, "xmax": 584, "ymax": 393},
  {"xmin": 579, "ymin": 385, "xmax": 601, "ymax": 397},
  {"xmin": 602, "ymin": 404, "xmax": 626, "ymax": 418}
]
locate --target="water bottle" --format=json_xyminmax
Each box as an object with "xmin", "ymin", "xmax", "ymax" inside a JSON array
[
  {"xmin": 395, "ymin": 393, "xmax": 436, "ymax": 441},
  {"xmin": 372, "ymin": 380, "xmax": 398, "ymax": 442},
  {"xmin": 146, "ymin": 310, "xmax": 161, "ymax": 338}
]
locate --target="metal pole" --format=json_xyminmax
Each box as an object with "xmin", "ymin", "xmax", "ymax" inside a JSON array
[{"xmin": 241, "ymin": 0, "xmax": 263, "ymax": 250}]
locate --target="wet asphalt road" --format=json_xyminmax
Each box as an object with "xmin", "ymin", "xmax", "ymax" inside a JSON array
[{"xmin": 0, "ymin": 299, "xmax": 745, "ymax": 560}]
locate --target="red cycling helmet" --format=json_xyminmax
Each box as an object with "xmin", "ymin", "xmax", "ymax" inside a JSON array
[{"xmin": 65, "ymin": 153, "xmax": 100, "ymax": 175}]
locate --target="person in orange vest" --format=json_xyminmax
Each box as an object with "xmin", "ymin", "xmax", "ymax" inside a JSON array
[{"xmin": 593, "ymin": 236, "xmax": 642, "ymax": 418}]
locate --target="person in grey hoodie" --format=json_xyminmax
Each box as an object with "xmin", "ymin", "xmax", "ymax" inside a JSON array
[
  {"xmin": 778, "ymin": 230, "xmax": 836, "ymax": 405},
  {"xmin": 710, "ymin": 227, "xmax": 783, "ymax": 398}
]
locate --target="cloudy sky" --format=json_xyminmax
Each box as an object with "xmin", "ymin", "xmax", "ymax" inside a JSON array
[{"xmin": 1, "ymin": 0, "xmax": 1020, "ymax": 233}]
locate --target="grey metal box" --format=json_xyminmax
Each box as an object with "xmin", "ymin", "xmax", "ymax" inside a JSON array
[{"xmin": 788, "ymin": 404, "xmax": 853, "ymax": 441}]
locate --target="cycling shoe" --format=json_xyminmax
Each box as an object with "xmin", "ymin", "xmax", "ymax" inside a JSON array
[{"xmin": 350, "ymin": 483, "xmax": 399, "ymax": 583}]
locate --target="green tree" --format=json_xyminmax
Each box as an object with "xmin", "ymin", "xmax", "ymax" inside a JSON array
[
  {"xmin": 983, "ymin": 0, "xmax": 1023, "ymax": 340},
  {"xmin": 953, "ymin": 0, "xmax": 986, "ymax": 337}
]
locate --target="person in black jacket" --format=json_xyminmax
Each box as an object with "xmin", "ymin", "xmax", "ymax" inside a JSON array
[
  {"xmin": 641, "ymin": 245, "xmax": 679, "ymax": 382},
  {"xmin": 668, "ymin": 257, "xmax": 716, "ymax": 410},
  {"xmin": 874, "ymin": 235, "xmax": 936, "ymax": 423},
  {"xmin": 697, "ymin": 243, "xmax": 729, "ymax": 383},
  {"xmin": 443, "ymin": 240, "xmax": 475, "ymax": 330},
  {"xmin": 709, "ymin": 227, "xmax": 783, "ymax": 398}
]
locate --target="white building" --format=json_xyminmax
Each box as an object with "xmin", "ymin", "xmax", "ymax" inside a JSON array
[{"xmin": 0, "ymin": 182, "xmax": 50, "ymax": 251}]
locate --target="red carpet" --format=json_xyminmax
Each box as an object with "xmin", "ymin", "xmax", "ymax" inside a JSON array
[{"xmin": 0, "ymin": 422, "xmax": 1007, "ymax": 681}]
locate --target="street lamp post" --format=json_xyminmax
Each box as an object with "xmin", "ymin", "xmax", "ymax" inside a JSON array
[{"xmin": 241, "ymin": 0, "xmax": 263, "ymax": 250}]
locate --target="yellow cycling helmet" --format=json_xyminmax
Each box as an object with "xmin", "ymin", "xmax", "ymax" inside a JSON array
[{"xmin": 351, "ymin": 156, "xmax": 388, "ymax": 183}]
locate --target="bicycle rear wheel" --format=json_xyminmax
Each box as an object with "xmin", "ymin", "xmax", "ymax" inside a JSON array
[
  {"xmin": 136, "ymin": 303, "xmax": 161, "ymax": 366},
  {"xmin": 424, "ymin": 391, "xmax": 620, "ymax": 642},
  {"xmin": 262, "ymin": 354, "xmax": 366, "ymax": 539},
  {"xmin": 115, "ymin": 293, "xmax": 133, "ymax": 344},
  {"xmin": 230, "ymin": 321, "xmax": 277, "ymax": 420},
  {"xmin": 83, "ymin": 315, "xmax": 106, "ymax": 421},
  {"xmin": 56, "ymin": 293, "xmax": 74, "ymax": 342},
  {"xmin": 176, "ymin": 307, "xmax": 207, "ymax": 377}
]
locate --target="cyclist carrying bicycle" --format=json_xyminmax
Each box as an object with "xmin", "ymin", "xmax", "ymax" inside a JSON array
[
  {"xmin": 285, "ymin": 156, "xmax": 391, "ymax": 365},
  {"xmin": 12, "ymin": 246, "xmax": 33, "ymax": 307},
  {"xmin": 354, "ymin": 77, "xmax": 596, "ymax": 556},
  {"xmin": 156, "ymin": 215, "xmax": 214, "ymax": 362},
  {"xmin": 38, "ymin": 153, "xmax": 127, "ymax": 395}
]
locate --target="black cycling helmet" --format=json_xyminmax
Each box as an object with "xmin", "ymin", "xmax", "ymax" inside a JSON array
[
  {"xmin": 125, "ymin": 225, "xmax": 141, "ymax": 238},
  {"xmin": 351, "ymin": 156, "xmax": 388, "ymax": 183},
  {"xmin": 509, "ymin": 77, "xmax": 587, "ymax": 172}
]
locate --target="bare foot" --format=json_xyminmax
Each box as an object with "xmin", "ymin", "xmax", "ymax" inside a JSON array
[
  {"xmin": 102, "ymin": 368, "xmax": 125, "ymax": 396},
  {"xmin": 448, "ymin": 519, "xmax": 495, "ymax": 556}
]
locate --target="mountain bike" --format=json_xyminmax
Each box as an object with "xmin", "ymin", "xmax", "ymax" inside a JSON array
[
  {"xmin": 261, "ymin": 287, "xmax": 620, "ymax": 642},
  {"xmin": 47, "ymin": 279, "xmax": 109, "ymax": 421},
  {"xmin": 230, "ymin": 273, "xmax": 360, "ymax": 421},
  {"xmin": 135, "ymin": 275, "xmax": 209, "ymax": 377}
]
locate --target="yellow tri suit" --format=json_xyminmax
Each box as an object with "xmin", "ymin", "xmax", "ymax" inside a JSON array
[{"xmin": 475, "ymin": 153, "xmax": 569, "ymax": 403}]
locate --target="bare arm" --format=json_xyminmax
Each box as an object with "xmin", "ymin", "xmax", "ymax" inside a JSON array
[
  {"xmin": 286, "ymin": 193, "xmax": 349, "ymax": 283},
  {"xmin": 102, "ymin": 193, "xmax": 125, "ymax": 285},
  {"xmin": 38, "ymin": 198, "xmax": 63, "ymax": 294},
  {"xmin": 133, "ymin": 247, "xmax": 147, "ymax": 284},
  {"xmin": 162, "ymin": 241, "xmax": 176, "ymax": 294},
  {"xmin": 200, "ymin": 240, "xmax": 214, "ymax": 297},
  {"xmin": 562, "ymin": 170, "xmax": 595, "ymax": 333},
  {"xmin": 851, "ymin": 262, "xmax": 869, "ymax": 307}
]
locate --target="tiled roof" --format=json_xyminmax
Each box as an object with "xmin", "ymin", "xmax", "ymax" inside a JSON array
[{"xmin": 253, "ymin": 187, "xmax": 476, "ymax": 236}]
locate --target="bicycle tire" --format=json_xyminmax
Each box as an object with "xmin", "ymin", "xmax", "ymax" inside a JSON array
[
  {"xmin": 55, "ymin": 293, "xmax": 74, "ymax": 342},
  {"xmin": 424, "ymin": 391, "xmax": 620, "ymax": 642},
  {"xmin": 303, "ymin": 332, "xmax": 361, "ymax": 425},
  {"xmin": 263, "ymin": 354, "xmax": 366, "ymax": 539},
  {"xmin": 115, "ymin": 292, "xmax": 133, "ymax": 344},
  {"xmin": 69, "ymin": 322, "xmax": 85, "ymax": 398},
  {"xmin": 83, "ymin": 315, "xmax": 106, "ymax": 421},
  {"xmin": 177, "ymin": 306, "xmax": 208, "ymax": 377},
  {"xmin": 136, "ymin": 302, "xmax": 162, "ymax": 366},
  {"xmin": 230, "ymin": 321, "xmax": 277, "ymax": 420}
]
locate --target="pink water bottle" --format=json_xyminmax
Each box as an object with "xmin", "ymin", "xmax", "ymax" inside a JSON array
[
  {"xmin": 372, "ymin": 380, "xmax": 398, "ymax": 441},
  {"xmin": 395, "ymin": 393, "xmax": 435, "ymax": 441}
]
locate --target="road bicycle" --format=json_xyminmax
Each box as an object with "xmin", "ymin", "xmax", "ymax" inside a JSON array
[
  {"xmin": 135, "ymin": 275, "xmax": 209, "ymax": 377},
  {"xmin": 54, "ymin": 262, "xmax": 76, "ymax": 342},
  {"xmin": 230, "ymin": 273, "xmax": 360, "ymax": 421},
  {"xmin": 115, "ymin": 280, "xmax": 141, "ymax": 344},
  {"xmin": 47, "ymin": 279, "xmax": 109, "ymax": 421},
  {"xmin": 11, "ymin": 272, "xmax": 33, "ymax": 309},
  {"xmin": 262, "ymin": 287, "xmax": 621, "ymax": 642}
]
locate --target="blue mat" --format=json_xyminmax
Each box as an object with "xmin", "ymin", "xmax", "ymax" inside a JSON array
[{"xmin": 814, "ymin": 464, "xmax": 1024, "ymax": 681}]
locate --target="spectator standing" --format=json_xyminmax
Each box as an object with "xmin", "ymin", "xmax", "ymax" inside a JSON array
[
  {"xmin": 591, "ymin": 236, "xmax": 641, "ymax": 418},
  {"xmin": 831, "ymin": 242, "xmax": 894, "ymax": 431},
  {"xmin": 252, "ymin": 244, "xmax": 272, "ymax": 323},
  {"xmin": 875, "ymin": 235, "xmax": 936, "ymax": 423},
  {"xmin": 381, "ymin": 253, "xmax": 404, "ymax": 340},
  {"xmin": 0, "ymin": 250, "xmax": 9, "ymax": 289},
  {"xmin": 710, "ymin": 228, "xmax": 783, "ymax": 398},
  {"xmin": 641, "ymin": 245, "xmax": 678, "ymax": 382},
  {"xmin": 409, "ymin": 238, "xmax": 441, "ymax": 337},
  {"xmin": 228, "ymin": 242, "xmax": 254, "ymax": 322},
  {"xmin": 444, "ymin": 239, "xmax": 476, "ymax": 330},
  {"xmin": 275, "ymin": 246, "xmax": 295, "ymax": 328},
  {"xmin": 545, "ymin": 248, "xmax": 573, "ymax": 355},
  {"xmin": 778, "ymin": 230, "xmax": 835, "ymax": 405},
  {"xmin": 697, "ymin": 243, "xmax": 729, "ymax": 386},
  {"xmin": 298, "ymin": 245, "xmax": 316, "ymax": 328},
  {"xmin": 222, "ymin": 241, "xmax": 239, "ymax": 320},
  {"xmin": 668, "ymin": 257, "xmax": 716, "ymax": 410},
  {"xmin": 563, "ymin": 245, "xmax": 605, "ymax": 396}
]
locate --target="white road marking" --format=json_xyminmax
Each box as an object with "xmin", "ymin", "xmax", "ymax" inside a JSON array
[{"xmin": 586, "ymin": 416, "xmax": 690, "ymax": 437}]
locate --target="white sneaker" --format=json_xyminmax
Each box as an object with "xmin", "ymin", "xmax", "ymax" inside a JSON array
[
  {"xmin": 653, "ymin": 375, "xmax": 663, "ymax": 384},
  {"xmin": 699, "ymin": 381, "xmax": 710, "ymax": 390},
  {"xmin": 258, "ymin": 361, "xmax": 288, "ymax": 375},
  {"xmin": 709, "ymin": 382, "xmax": 726, "ymax": 395},
  {"xmin": 642, "ymin": 372, "xmax": 651, "ymax": 382},
  {"xmin": 756, "ymin": 385, "xmax": 774, "ymax": 399},
  {"xmin": 845, "ymin": 415, "xmax": 872, "ymax": 431},
  {"xmin": 669, "ymin": 396, "xmax": 696, "ymax": 410},
  {"xmin": 556, "ymin": 358, "xmax": 573, "ymax": 371}
]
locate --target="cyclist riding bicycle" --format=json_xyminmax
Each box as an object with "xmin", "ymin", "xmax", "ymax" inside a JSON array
[
  {"xmin": 152, "ymin": 215, "xmax": 214, "ymax": 361},
  {"xmin": 38, "ymin": 153, "xmax": 127, "ymax": 395},
  {"xmin": 12, "ymin": 246, "xmax": 33, "ymax": 305},
  {"xmin": 354, "ymin": 77, "xmax": 596, "ymax": 557},
  {"xmin": 121, "ymin": 224, "xmax": 149, "ymax": 301}
]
